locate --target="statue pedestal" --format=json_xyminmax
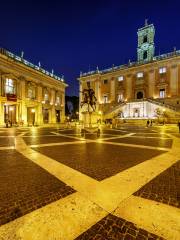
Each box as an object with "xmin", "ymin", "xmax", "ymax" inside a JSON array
[{"xmin": 81, "ymin": 111, "xmax": 100, "ymax": 137}]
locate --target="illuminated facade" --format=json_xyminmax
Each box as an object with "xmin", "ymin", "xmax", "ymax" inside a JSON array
[
  {"xmin": 0, "ymin": 48, "xmax": 67, "ymax": 126},
  {"xmin": 78, "ymin": 22, "xmax": 180, "ymax": 123}
]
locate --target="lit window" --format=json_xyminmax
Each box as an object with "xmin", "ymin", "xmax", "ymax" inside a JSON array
[
  {"xmin": 159, "ymin": 67, "xmax": 166, "ymax": 74},
  {"xmin": 28, "ymin": 87, "xmax": 36, "ymax": 99},
  {"xmin": 103, "ymin": 79, "xmax": 108, "ymax": 84},
  {"xmin": 103, "ymin": 95, "xmax": 108, "ymax": 103},
  {"xmin": 118, "ymin": 76, "xmax": 124, "ymax": 81},
  {"xmin": 117, "ymin": 94, "xmax": 123, "ymax": 102},
  {"xmin": 5, "ymin": 78, "xmax": 15, "ymax": 94},
  {"xmin": 137, "ymin": 72, "xmax": 143, "ymax": 78},
  {"xmin": 44, "ymin": 93, "xmax": 49, "ymax": 101},
  {"xmin": 56, "ymin": 96, "xmax": 60, "ymax": 104},
  {"xmin": 159, "ymin": 89, "xmax": 165, "ymax": 98}
]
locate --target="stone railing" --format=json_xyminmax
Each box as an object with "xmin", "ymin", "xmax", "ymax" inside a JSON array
[{"xmin": 0, "ymin": 48, "xmax": 64, "ymax": 83}]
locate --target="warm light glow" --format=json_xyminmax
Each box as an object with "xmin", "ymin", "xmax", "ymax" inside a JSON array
[
  {"xmin": 31, "ymin": 109, "xmax": 35, "ymax": 113},
  {"xmin": 42, "ymin": 101, "xmax": 45, "ymax": 104},
  {"xmin": 50, "ymin": 102, "xmax": 53, "ymax": 105},
  {"xmin": 9, "ymin": 107, "xmax": 13, "ymax": 111},
  {"xmin": 163, "ymin": 108, "xmax": 165, "ymax": 112},
  {"xmin": 76, "ymin": 111, "xmax": 79, "ymax": 114},
  {"xmin": 98, "ymin": 111, "xmax": 102, "ymax": 115}
]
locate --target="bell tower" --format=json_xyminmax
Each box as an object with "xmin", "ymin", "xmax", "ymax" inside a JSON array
[{"xmin": 137, "ymin": 20, "xmax": 155, "ymax": 62}]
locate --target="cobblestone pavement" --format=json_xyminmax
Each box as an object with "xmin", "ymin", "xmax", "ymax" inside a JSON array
[
  {"xmin": 134, "ymin": 161, "xmax": 180, "ymax": 208},
  {"xmin": 0, "ymin": 125, "xmax": 179, "ymax": 239},
  {"xmin": 76, "ymin": 214, "xmax": 164, "ymax": 240},
  {"xmin": 33, "ymin": 143, "xmax": 166, "ymax": 181},
  {"xmin": 0, "ymin": 149, "xmax": 75, "ymax": 226},
  {"xmin": 0, "ymin": 138, "xmax": 15, "ymax": 147}
]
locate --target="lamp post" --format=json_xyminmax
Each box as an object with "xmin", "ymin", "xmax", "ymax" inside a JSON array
[
  {"xmin": 31, "ymin": 109, "xmax": 35, "ymax": 126},
  {"xmin": 9, "ymin": 107, "xmax": 13, "ymax": 127}
]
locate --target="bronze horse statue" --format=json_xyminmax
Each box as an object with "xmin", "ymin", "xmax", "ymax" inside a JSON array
[{"xmin": 80, "ymin": 82, "xmax": 97, "ymax": 112}]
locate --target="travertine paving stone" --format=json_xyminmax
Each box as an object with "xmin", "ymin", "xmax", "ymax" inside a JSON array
[
  {"xmin": 23, "ymin": 136, "xmax": 77, "ymax": 145},
  {"xmin": 104, "ymin": 137, "xmax": 173, "ymax": 148},
  {"xmin": 33, "ymin": 143, "xmax": 166, "ymax": 181},
  {"xmin": 0, "ymin": 150, "xmax": 75, "ymax": 226},
  {"xmin": 76, "ymin": 214, "xmax": 164, "ymax": 240},
  {"xmin": 134, "ymin": 161, "xmax": 180, "ymax": 208}
]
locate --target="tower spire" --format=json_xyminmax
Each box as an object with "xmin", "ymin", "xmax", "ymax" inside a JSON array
[{"xmin": 145, "ymin": 19, "xmax": 148, "ymax": 26}]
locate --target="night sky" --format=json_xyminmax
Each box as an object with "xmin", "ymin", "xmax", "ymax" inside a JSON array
[{"xmin": 1, "ymin": 0, "xmax": 180, "ymax": 96}]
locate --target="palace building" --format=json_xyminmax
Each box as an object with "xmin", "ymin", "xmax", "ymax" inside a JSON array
[
  {"xmin": 0, "ymin": 48, "xmax": 67, "ymax": 126},
  {"xmin": 78, "ymin": 21, "xmax": 180, "ymax": 123}
]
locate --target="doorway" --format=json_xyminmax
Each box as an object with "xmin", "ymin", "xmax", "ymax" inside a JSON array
[
  {"xmin": 43, "ymin": 109, "xmax": 49, "ymax": 123},
  {"xmin": 56, "ymin": 110, "xmax": 61, "ymax": 123},
  {"xmin": 4, "ymin": 105, "xmax": 16, "ymax": 125}
]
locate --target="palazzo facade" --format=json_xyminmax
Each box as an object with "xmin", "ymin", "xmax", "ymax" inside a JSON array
[
  {"xmin": 78, "ymin": 22, "xmax": 180, "ymax": 123},
  {"xmin": 0, "ymin": 48, "xmax": 67, "ymax": 126}
]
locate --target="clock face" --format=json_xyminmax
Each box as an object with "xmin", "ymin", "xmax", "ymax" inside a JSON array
[{"xmin": 142, "ymin": 43, "xmax": 149, "ymax": 50}]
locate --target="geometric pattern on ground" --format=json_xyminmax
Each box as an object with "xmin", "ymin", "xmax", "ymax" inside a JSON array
[
  {"xmin": 0, "ymin": 150, "xmax": 75, "ymax": 226},
  {"xmin": 33, "ymin": 142, "xmax": 166, "ymax": 181}
]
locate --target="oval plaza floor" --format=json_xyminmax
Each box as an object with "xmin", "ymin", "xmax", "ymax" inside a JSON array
[{"xmin": 0, "ymin": 124, "xmax": 179, "ymax": 240}]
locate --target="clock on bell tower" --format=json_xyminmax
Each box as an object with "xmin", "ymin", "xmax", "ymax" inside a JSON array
[{"xmin": 137, "ymin": 19, "xmax": 155, "ymax": 62}]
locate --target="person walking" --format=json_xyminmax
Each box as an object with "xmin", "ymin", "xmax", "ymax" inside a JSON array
[
  {"xmin": 150, "ymin": 120, "xmax": 153, "ymax": 126},
  {"xmin": 146, "ymin": 120, "xmax": 150, "ymax": 127}
]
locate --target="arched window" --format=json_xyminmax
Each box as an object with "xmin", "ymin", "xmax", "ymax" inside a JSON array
[
  {"xmin": 136, "ymin": 91, "xmax": 143, "ymax": 99},
  {"xmin": 143, "ymin": 35, "xmax": 147, "ymax": 43},
  {"xmin": 143, "ymin": 51, "xmax": 147, "ymax": 60}
]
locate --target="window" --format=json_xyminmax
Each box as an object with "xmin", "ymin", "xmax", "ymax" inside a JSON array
[
  {"xmin": 159, "ymin": 67, "xmax": 166, "ymax": 74},
  {"xmin": 44, "ymin": 93, "xmax": 49, "ymax": 101},
  {"xmin": 103, "ymin": 95, "xmax": 108, "ymax": 103},
  {"xmin": 28, "ymin": 87, "xmax": 36, "ymax": 99},
  {"xmin": 143, "ymin": 51, "xmax": 147, "ymax": 60},
  {"xmin": 118, "ymin": 76, "xmax": 124, "ymax": 81},
  {"xmin": 136, "ymin": 91, "xmax": 143, "ymax": 99},
  {"xmin": 103, "ymin": 79, "xmax": 108, "ymax": 84},
  {"xmin": 5, "ymin": 78, "xmax": 15, "ymax": 94},
  {"xmin": 56, "ymin": 96, "xmax": 60, "ymax": 104},
  {"xmin": 143, "ymin": 35, "xmax": 147, "ymax": 43},
  {"xmin": 159, "ymin": 89, "xmax": 165, "ymax": 98},
  {"xmin": 137, "ymin": 72, "xmax": 143, "ymax": 78},
  {"xmin": 117, "ymin": 94, "xmax": 123, "ymax": 102}
]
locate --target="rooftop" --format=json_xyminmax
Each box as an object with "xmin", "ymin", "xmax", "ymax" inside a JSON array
[
  {"xmin": 0, "ymin": 48, "xmax": 65, "ymax": 83},
  {"xmin": 80, "ymin": 49, "xmax": 180, "ymax": 78}
]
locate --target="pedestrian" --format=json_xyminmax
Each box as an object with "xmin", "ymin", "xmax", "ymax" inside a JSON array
[
  {"xmin": 150, "ymin": 120, "xmax": 153, "ymax": 126},
  {"xmin": 178, "ymin": 121, "xmax": 180, "ymax": 133},
  {"xmin": 146, "ymin": 119, "xmax": 149, "ymax": 127}
]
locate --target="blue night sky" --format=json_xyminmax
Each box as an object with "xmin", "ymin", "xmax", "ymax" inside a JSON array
[{"xmin": 1, "ymin": 0, "xmax": 180, "ymax": 96}]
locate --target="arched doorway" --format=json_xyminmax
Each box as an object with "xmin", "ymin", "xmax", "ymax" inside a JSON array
[{"xmin": 136, "ymin": 91, "xmax": 144, "ymax": 99}]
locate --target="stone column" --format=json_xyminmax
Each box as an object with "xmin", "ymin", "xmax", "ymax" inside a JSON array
[
  {"xmin": 37, "ymin": 85, "xmax": 43, "ymax": 125},
  {"xmin": 0, "ymin": 102, "xmax": 4, "ymax": 126},
  {"xmin": 148, "ymin": 69, "xmax": 155, "ymax": 98},
  {"xmin": 170, "ymin": 64, "xmax": 178, "ymax": 96},
  {"xmin": 50, "ymin": 89, "xmax": 56, "ymax": 124},
  {"xmin": 20, "ymin": 80, "xmax": 27, "ymax": 124},
  {"xmin": 37, "ymin": 103, "xmax": 43, "ymax": 125},
  {"xmin": 79, "ymin": 82, "xmax": 83, "ymax": 121},
  {"xmin": 61, "ymin": 92, "xmax": 65, "ymax": 123}
]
